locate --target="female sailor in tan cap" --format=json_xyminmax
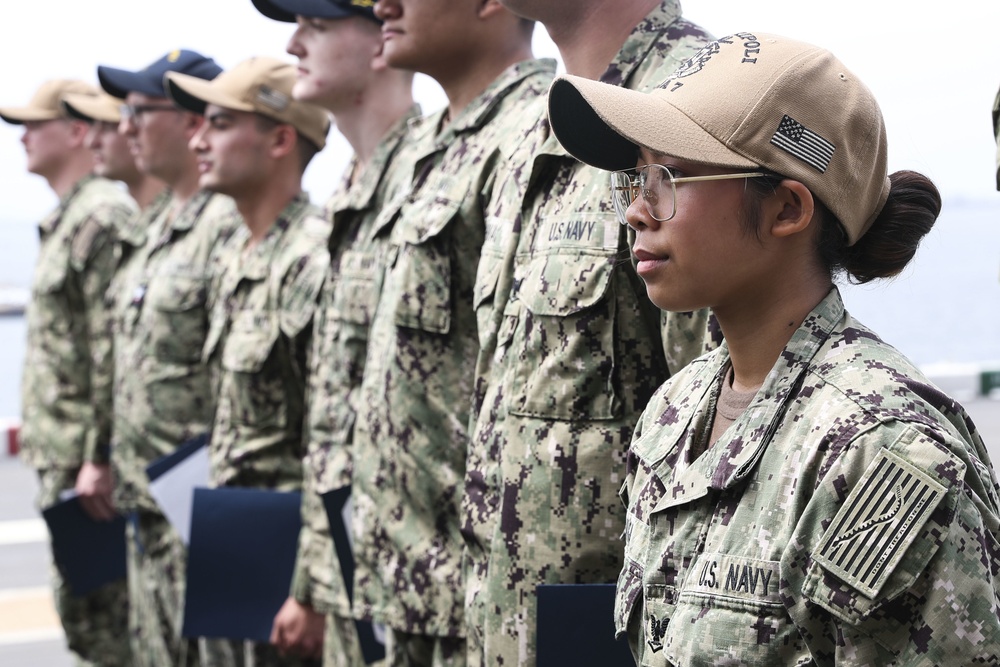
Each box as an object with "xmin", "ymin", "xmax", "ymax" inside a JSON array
[{"xmin": 548, "ymin": 32, "xmax": 1000, "ymax": 665}]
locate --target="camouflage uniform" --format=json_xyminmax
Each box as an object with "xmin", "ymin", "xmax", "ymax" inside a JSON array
[
  {"xmin": 351, "ymin": 59, "xmax": 555, "ymax": 660},
  {"xmin": 110, "ymin": 189, "xmax": 239, "ymax": 667},
  {"xmin": 203, "ymin": 193, "xmax": 328, "ymax": 667},
  {"xmin": 618, "ymin": 288, "xmax": 1000, "ymax": 665},
  {"xmin": 111, "ymin": 190, "xmax": 171, "ymax": 273},
  {"xmin": 20, "ymin": 174, "xmax": 135, "ymax": 667},
  {"xmin": 292, "ymin": 107, "xmax": 418, "ymax": 667},
  {"xmin": 460, "ymin": 5, "xmax": 716, "ymax": 665}
]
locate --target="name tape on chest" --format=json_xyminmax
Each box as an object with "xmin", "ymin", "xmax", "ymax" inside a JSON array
[
  {"xmin": 534, "ymin": 214, "xmax": 619, "ymax": 252},
  {"xmin": 814, "ymin": 448, "xmax": 946, "ymax": 599},
  {"xmin": 683, "ymin": 553, "xmax": 782, "ymax": 607}
]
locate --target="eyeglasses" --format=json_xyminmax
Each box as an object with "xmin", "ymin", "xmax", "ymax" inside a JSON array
[
  {"xmin": 119, "ymin": 103, "xmax": 178, "ymax": 124},
  {"xmin": 610, "ymin": 164, "xmax": 766, "ymax": 226}
]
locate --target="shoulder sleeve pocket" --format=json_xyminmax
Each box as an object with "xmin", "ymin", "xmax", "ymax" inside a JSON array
[{"xmin": 801, "ymin": 446, "xmax": 958, "ymax": 624}]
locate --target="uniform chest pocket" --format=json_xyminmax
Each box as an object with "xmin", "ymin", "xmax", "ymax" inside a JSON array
[
  {"xmin": 30, "ymin": 260, "xmax": 72, "ymax": 336},
  {"xmin": 387, "ymin": 196, "xmax": 461, "ymax": 335},
  {"xmin": 332, "ymin": 249, "xmax": 379, "ymax": 330},
  {"xmin": 33, "ymin": 259, "xmax": 69, "ymax": 295},
  {"xmin": 507, "ymin": 251, "xmax": 619, "ymax": 420},
  {"xmin": 146, "ymin": 273, "xmax": 207, "ymax": 363},
  {"xmin": 221, "ymin": 323, "xmax": 285, "ymax": 427},
  {"xmin": 661, "ymin": 554, "xmax": 805, "ymax": 664}
]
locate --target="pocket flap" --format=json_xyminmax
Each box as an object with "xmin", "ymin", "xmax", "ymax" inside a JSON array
[
  {"xmin": 518, "ymin": 254, "xmax": 614, "ymax": 316},
  {"xmin": 146, "ymin": 274, "xmax": 205, "ymax": 312},
  {"xmin": 391, "ymin": 189, "xmax": 464, "ymax": 245},
  {"xmin": 33, "ymin": 259, "xmax": 68, "ymax": 295},
  {"xmin": 222, "ymin": 315, "xmax": 280, "ymax": 373}
]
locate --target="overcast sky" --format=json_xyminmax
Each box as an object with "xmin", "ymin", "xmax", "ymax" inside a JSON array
[{"xmin": 1, "ymin": 1, "xmax": 999, "ymax": 223}]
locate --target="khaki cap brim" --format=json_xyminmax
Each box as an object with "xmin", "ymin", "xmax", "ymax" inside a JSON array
[
  {"xmin": 1, "ymin": 79, "xmax": 101, "ymax": 126},
  {"xmin": 0, "ymin": 105, "xmax": 62, "ymax": 124},
  {"xmin": 62, "ymin": 93, "xmax": 122, "ymax": 124},
  {"xmin": 548, "ymin": 75, "xmax": 758, "ymax": 173},
  {"xmin": 165, "ymin": 71, "xmax": 253, "ymax": 117},
  {"xmin": 165, "ymin": 58, "xmax": 329, "ymax": 150}
]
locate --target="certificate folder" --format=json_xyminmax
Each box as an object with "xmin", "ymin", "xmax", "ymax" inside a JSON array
[
  {"xmin": 182, "ymin": 486, "xmax": 301, "ymax": 642},
  {"xmin": 321, "ymin": 486, "xmax": 386, "ymax": 664},
  {"xmin": 536, "ymin": 584, "xmax": 635, "ymax": 666},
  {"xmin": 147, "ymin": 432, "xmax": 209, "ymax": 481},
  {"xmin": 146, "ymin": 433, "xmax": 210, "ymax": 545},
  {"xmin": 40, "ymin": 494, "xmax": 127, "ymax": 596}
]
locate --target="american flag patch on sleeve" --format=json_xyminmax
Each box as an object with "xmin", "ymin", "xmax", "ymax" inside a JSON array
[
  {"xmin": 813, "ymin": 448, "xmax": 946, "ymax": 599},
  {"xmin": 770, "ymin": 115, "xmax": 835, "ymax": 173}
]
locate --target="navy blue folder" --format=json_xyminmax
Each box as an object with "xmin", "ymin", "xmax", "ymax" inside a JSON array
[
  {"xmin": 40, "ymin": 495, "xmax": 127, "ymax": 596},
  {"xmin": 536, "ymin": 584, "xmax": 635, "ymax": 666},
  {"xmin": 181, "ymin": 486, "xmax": 302, "ymax": 641},
  {"xmin": 321, "ymin": 486, "xmax": 386, "ymax": 664}
]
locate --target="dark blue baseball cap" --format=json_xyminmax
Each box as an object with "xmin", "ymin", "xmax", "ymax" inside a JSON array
[
  {"xmin": 98, "ymin": 49, "xmax": 223, "ymax": 99},
  {"xmin": 251, "ymin": 0, "xmax": 379, "ymax": 24}
]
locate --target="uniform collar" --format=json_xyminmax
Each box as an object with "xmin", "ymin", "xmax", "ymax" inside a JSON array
[
  {"xmin": 598, "ymin": 0, "xmax": 684, "ymax": 87},
  {"xmin": 38, "ymin": 174, "xmax": 96, "ymax": 235},
  {"xmin": 330, "ymin": 103, "xmax": 421, "ymax": 216},
  {"xmin": 410, "ymin": 58, "xmax": 557, "ymax": 149},
  {"xmin": 535, "ymin": 0, "xmax": 689, "ymax": 161},
  {"xmin": 168, "ymin": 189, "xmax": 217, "ymax": 232},
  {"xmin": 236, "ymin": 191, "xmax": 311, "ymax": 282},
  {"xmin": 118, "ymin": 189, "xmax": 172, "ymax": 248},
  {"xmin": 648, "ymin": 288, "xmax": 847, "ymax": 512}
]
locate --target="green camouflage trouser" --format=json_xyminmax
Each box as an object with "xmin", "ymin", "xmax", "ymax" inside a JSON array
[
  {"xmin": 323, "ymin": 611, "xmax": 388, "ymax": 667},
  {"xmin": 126, "ymin": 510, "xmax": 201, "ymax": 666},
  {"xmin": 296, "ymin": 490, "xmax": 379, "ymax": 667},
  {"xmin": 386, "ymin": 630, "xmax": 465, "ymax": 667},
  {"xmin": 37, "ymin": 467, "xmax": 131, "ymax": 667},
  {"xmin": 199, "ymin": 638, "xmax": 323, "ymax": 666}
]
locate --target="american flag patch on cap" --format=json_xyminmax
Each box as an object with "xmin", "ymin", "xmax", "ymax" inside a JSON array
[
  {"xmin": 770, "ymin": 115, "xmax": 835, "ymax": 173},
  {"xmin": 813, "ymin": 448, "xmax": 946, "ymax": 599}
]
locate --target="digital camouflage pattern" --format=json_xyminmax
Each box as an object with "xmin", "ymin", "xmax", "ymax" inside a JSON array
[
  {"xmin": 112, "ymin": 190, "xmax": 171, "ymax": 272},
  {"xmin": 21, "ymin": 174, "xmax": 136, "ymax": 469},
  {"xmin": 619, "ymin": 289, "xmax": 1000, "ymax": 665},
  {"xmin": 351, "ymin": 59, "xmax": 556, "ymax": 642},
  {"xmin": 292, "ymin": 107, "xmax": 417, "ymax": 667},
  {"xmin": 460, "ymin": 4, "xmax": 717, "ymax": 664},
  {"xmin": 201, "ymin": 193, "xmax": 327, "ymax": 667},
  {"xmin": 110, "ymin": 189, "xmax": 239, "ymax": 666},
  {"xmin": 20, "ymin": 175, "xmax": 135, "ymax": 666},
  {"xmin": 36, "ymin": 465, "xmax": 131, "ymax": 666},
  {"xmin": 206, "ymin": 193, "xmax": 328, "ymax": 492},
  {"xmin": 111, "ymin": 189, "xmax": 239, "ymax": 512},
  {"xmin": 126, "ymin": 511, "xmax": 200, "ymax": 667}
]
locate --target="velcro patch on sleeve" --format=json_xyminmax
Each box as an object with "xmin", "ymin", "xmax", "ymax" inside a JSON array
[
  {"xmin": 71, "ymin": 217, "xmax": 108, "ymax": 268},
  {"xmin": 813, "ymin": 448, "xmax": 946, "ymax": 599}
]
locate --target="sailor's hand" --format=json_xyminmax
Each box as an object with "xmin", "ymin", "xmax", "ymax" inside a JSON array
[
  {"xmin": 75, "ymin": 462, "xmax": 116, "ymax": 521},
  {"xmin": 271, "ymin": 596, "xmax": 324, "ymax": 658}
]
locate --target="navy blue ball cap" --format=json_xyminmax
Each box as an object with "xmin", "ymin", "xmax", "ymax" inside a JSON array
[
  {"xmin": 251, "ymin": 0, "xmax": 379, "ymax": 24},
  {"xmin": 98, "ymin": 49, "xmax": 223, "ymax": 99}
]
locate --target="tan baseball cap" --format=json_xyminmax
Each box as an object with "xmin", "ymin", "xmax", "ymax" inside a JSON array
[
  {"xmin": 62, "ymin": 92, "xmax": 123, "ymax": 124},
  {"xmin": 165, "ymin": 56, "xmax": 330, "ymax": 150},
  {"xmin": 0, "ymin": 79, "xmax": 100, "ymax": 125},
  {"xmin": 548, "ymin": 32, "xmax": 891, "ymax": 245}
]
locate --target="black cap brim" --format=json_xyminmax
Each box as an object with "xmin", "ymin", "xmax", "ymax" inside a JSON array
[
  {"xmin": 164, "ymin": 77, "xmax": 207, "ymax": 116},
  {"xmin": 251, "ymin": 0, "xmax": 378, "ymax": 23},
  {"xmin": 98, "ymin": 66, "xmax": 165, "ymax": 99},
  {"xmin": 61, "ymin": 100, "xmax": 93, "ymax": 122},
  {"xmin": 548, "ymin": 78, "xmax": 639, "ymax": 172}
]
